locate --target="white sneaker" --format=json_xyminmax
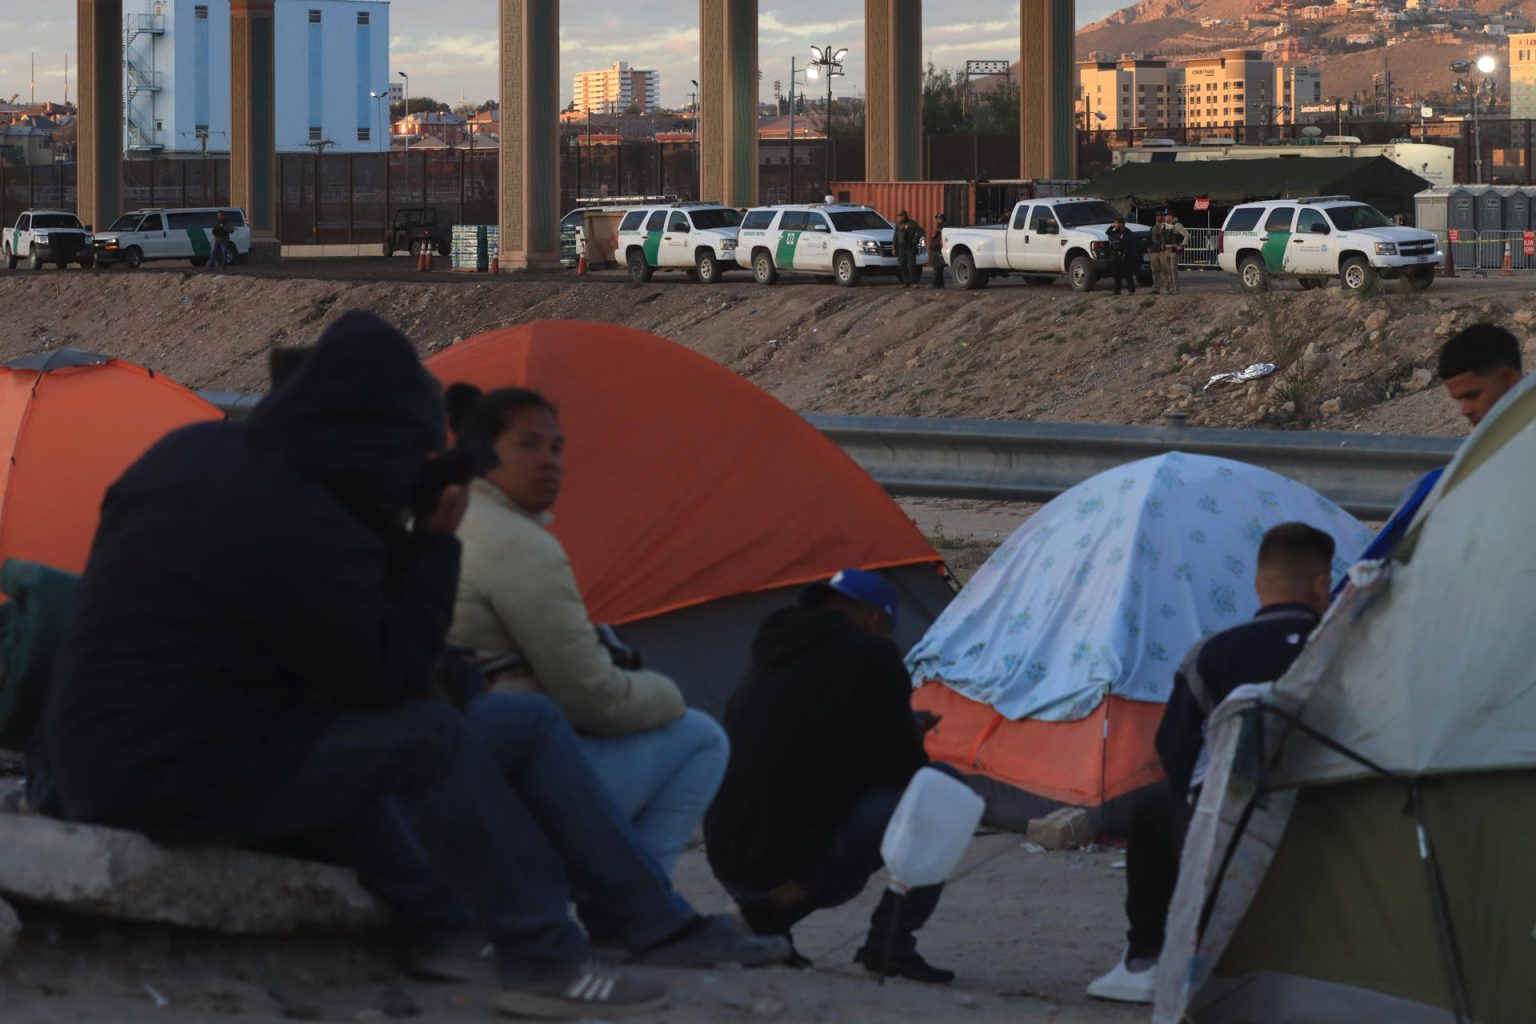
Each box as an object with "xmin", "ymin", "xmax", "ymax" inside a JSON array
[{"xmin": 1086, "ymin": 956, "xmax": 1157, "ymax": 1004}]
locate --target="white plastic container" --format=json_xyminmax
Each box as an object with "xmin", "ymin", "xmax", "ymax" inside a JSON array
[{"xmin": 880, "ymin": 767, "xmax": 986, "ymax": 891}]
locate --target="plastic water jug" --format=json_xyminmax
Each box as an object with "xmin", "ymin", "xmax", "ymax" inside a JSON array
[{"xmin": 880, "ymin": 767, "xmax": 986, "ymax": 892}]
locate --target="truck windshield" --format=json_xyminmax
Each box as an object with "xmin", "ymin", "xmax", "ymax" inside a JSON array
[
  {"xmin": 829, "ymin": 210, "xmax": 892, "ymax": 231},
  {"xmin": 32, "ymin": 214, "xmax": 83, "ymax": 229},
  {"xmin": 107, "ymin": 214, "xmax": 142, "ymax": 231},
  {"xmin": 1325, "ymin": 205, "xmax": 1392, "ymax": 231},
  {"xmin": 690, "ymin": 208, "xmax": 743, "ymax": 230},
  {"xmin": 1054, "ymin": 201, "xmax": 1124, "ymax": 228}
]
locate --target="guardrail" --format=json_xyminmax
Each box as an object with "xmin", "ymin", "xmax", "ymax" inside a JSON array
[
  {"xmin": 804, "ymin": 414, "xmax": 1461, "ymax": 519},
  {"xmin": 199, "ymin": 391, "xmax": 1459, "ymax": 519}
]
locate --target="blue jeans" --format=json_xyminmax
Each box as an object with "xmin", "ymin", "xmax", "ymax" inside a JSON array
[
  {"xmin": 204, "ymin": 697, "xmax": 692, "ymax": 981},
  {"xmin": 725, "ymin": 788, "xmax": 944, "ymax": 955},
  {"xmin": 464, "ymin": 692, "xmax": 697, "ymax": 946},
  {"xmin": 576, "ymin": 709, "xmax": 728, "ymax": 876}
]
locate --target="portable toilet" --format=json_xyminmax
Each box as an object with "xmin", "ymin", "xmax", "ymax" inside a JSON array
[
  {"xmin": 1504, "ymin": 187, "xmax": 1531, "ymax": 231},
  {"xmin": 1446, "ymin": 185, "xmax": 1482, "ymax": 270},
  {"xmin": 1476, "ymin": 186, "xmax": 1507, "ymax": 268},
  {"xmin": 1414, "ymin": 187, "xmax": 1449, "ymax": 235}
]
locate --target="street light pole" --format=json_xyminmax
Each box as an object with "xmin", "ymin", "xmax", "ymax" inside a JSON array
[
  {"xmin": 808, "ymin": 45, "xmax": 847, "ymax": 197},
  {"xmin": 690, "ymin": 79, "xmax": 699, "ymax": 201},
  {"xmin": 398, "ymin": 72, "xmax": 411, "ymax": 154},
  {"xmin": 789, "ymin": 57, "xmax": 796, "ymax": 203}
]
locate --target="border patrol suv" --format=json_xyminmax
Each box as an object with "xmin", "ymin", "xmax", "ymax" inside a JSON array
[
  {"xmin": 616, "ymin": 202, "xmax": 743, "ymax": 284},
  {"xmin": 1218, "ymin": 197, "xmax": 1440, "ymax": 292},
  {"xmin": 5, "ymin": 210, "xmax": 95, "ymax": 270},
  {"xmin": 733, "ymin": 203, "xmax": 920, "ymax": 287}
]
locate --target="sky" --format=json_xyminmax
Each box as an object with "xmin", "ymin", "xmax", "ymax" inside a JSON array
[{"xmin": 0, "ymin": 1, "xmax": 1126, "ymax": 110}]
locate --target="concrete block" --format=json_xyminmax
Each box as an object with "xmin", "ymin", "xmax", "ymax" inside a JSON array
[
  {"xmin": 0, "ymin": 894, "xmax": 19, "ymax": 963},
  {"xmin": 1025, "ymin": 807, "xmax": 1092, "ymax": 851},
  {"xmin": 0, "ymin": 813, "xmax": 387, "ymax": 934}
]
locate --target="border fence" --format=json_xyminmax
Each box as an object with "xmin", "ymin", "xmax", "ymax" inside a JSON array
[{"xmin": 5, "ymin": 120, "xmax": 1535, "ymax": 247}]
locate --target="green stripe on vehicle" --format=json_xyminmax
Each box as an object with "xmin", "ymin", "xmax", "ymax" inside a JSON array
[
  {"xmin": 643, "ymin": 230, "xmax": 662, "ymax": 265},
  {"xmin": 775, "ymin": 230, "xmax": 801, "ymax": 269},
  {"xmin": 188, "ymin": 229, "xmax": 211, "ymax": 258},
  {"xmin": 1261, "ymin": 230, "xmax": 1291, "ymax": 273}
]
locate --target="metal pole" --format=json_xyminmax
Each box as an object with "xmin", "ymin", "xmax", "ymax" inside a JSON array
[
  {"xmin": 789, "ymin": 58, "xmax": 796, "ymax": 203},
  {"xmin": 1474, "ymin": 87, "xmax": 1482, "ymax": 185},
  {"xmin": 825, "ymin": 54, "xmax": 833, "ymax": 193}
]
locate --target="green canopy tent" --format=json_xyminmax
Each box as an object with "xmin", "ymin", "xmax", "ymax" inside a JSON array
[{"xmin": 1077, "ymin": 156, "xmax": 1431, "ymax": 223}]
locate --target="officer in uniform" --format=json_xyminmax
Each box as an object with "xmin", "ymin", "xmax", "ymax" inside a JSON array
[
  {"xmin": 893, "ymin": 211, "xmax": 921, "ymax": 288},
  {"xmin": 929, "ymin": 213, "xmax": 946, "ymax": 289},
  {"xmin": 1150, "ymin": 210, "xmax": 1190, "ymax": 294},
  {"xmin": 1106, "ymin": 216, "xmax": 1139, "ymax": 296}
]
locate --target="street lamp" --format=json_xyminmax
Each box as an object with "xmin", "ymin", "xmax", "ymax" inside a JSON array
[
  {"xmin": 690, "ymin": 78, "xmax": 699, "ymax": 200},
  {"xmin": 807, "ymin": 45, "xmax": 847, "ymax": 193},
  {"xmin": 398, "ymin": 71, "xmax": 410, "ymax": 154},
  {"xmin": 1455, "ymin": 56, "xmax": 1498, "ymax": 183},
  {"xmin": 369, "ymin": 89, "xmax": 389, "ymax": 150}
]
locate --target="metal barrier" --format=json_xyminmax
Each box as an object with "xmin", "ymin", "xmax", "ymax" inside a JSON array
[
  {"xmin": 196, "ymin": 390, "xmax": 1457, "ymax": 519},
  {"xmin": 1178, "ymin": 227, "xmax": 1221, "ymax": 269}
]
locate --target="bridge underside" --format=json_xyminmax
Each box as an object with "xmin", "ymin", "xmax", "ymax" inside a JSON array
[{"xmin": 75, "ymin": 1, "xmax": 1074, "ymax": 267}]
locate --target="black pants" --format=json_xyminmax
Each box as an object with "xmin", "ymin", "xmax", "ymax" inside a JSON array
[
  {"xmin": 725, "ymin": 787, "xmax": 943, "ymax": 957},
  {"xmin": 898, "ymin": 254, "xmax": 918, "ymax": 286},
  {"xmin": 930, "ymin": 257, "xmax": 946, "ymax": 288},
  {"xmin": 1125, "ymin": 781, "xmax": 1193, "ymax": 961},
  {"xmin": 1112, "ymin": 258, "xmax": 1138, "ymax": 294}
]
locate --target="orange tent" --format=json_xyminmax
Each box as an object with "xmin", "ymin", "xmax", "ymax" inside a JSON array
[
  {"xmin": 426, "ymin": 321, "xmax": 953, "ymax": 713},
  {"xmin": 0, "ymin": 350, "xmax": 222, "ymax": 576}
]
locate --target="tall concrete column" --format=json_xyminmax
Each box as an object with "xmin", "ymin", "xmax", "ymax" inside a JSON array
[
  {"xmin": 1021, "ymin": 0, "xmax": 1075, "ymax": 179},
  {"xmin": 77, "ymin": 0, "xmax": 123, "ymax": 233},
  {"xmin": 864, "ymin": 0, "xmax": 922, "ymax": 182},
  {"xmin": 699, "ymin": 0, "xmax": 757, "ymax": 207},
  {"xmin": 230, "ymin": 0, "xmax": 278, "ymax": 255},
  {"xmin": 498, "ymin": 0, "xmax": 560, "ymax": 268}
]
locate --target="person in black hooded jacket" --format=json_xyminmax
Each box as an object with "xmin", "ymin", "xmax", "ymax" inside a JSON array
[
  {"xmin": 704, "ymin": 569, "xmax": 955, "ymax": 983},
  {"xmin": 33, "ymin": 311, "xmax": 733, "ymax": 1019}
]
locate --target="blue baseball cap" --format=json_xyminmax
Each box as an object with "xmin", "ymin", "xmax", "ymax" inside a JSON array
[{"xmin": 799, "ymin": 568, "xmax": 899, "ymax": 626}]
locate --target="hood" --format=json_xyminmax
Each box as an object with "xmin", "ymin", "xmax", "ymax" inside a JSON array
[
  {"xmin": 247, "ymin": 310, "xmax": 444, "ymax": 536},
  {"xmin": 750, "ymin": 606, "xmax": 855, "ymax": 669}
]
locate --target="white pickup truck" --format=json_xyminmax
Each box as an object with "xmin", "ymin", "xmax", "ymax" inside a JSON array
[
  {"xmin": 940, "ymin": 197, "xmax": 1150, "ymax": 292},
  {"xmin": 4, "ymin": 209, "xmax": 95, "ymax": 270}
]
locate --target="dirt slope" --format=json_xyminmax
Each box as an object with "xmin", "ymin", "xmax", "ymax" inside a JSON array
[{"xmin": 2, "ymin": 269, "xmax": 1531, "ymax": 437}]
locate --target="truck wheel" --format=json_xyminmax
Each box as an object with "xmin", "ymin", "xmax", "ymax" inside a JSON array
[
  {"xmin": 952, "ymin": 252, "xmax": 988, "ymax": 290},
  {"xmin": 1067, "ymin": 255, "xmax": 1098, "ymax": 292},
  {"xmin": 408, "ymin": 239, "xmax": 422, "ymax": 258},
  {"xmin": 752, "ymin": 250, "xmax": 778, "ymax": 285},
  {"xmin": 696, "ymin": 251, "xmax": 721, "ymax": 285},
  {"xmin": 30, "ymin": 249, "xmax": 44, "ymax": 270},
  {"xmin": 1406, "ymin": 266, "xmax": 1434, "ymax": 291},
  {"xmin": 382, "ymin": 240, "xmax": 394, "ymax": 257},
  {"xmin": 3, "ymin": 245, "xmax": 15, "ymax": 270},
  {"xmin": 80, "ymin": 253, "xmax": 95, "ymax": 269},
  {"xmin": 124, "ymin": 246, "xmax": 143, "ymax": 269},
  {"xmin": 834, "ymin": 252, "xmax": 861, "ymax": 287},
  {"xmin": 626, "ymin": 249, "xmax": 653, "ymax": 283},
  {"xmin": 437, "ymin": 241, "xmax": 449, "ymax": 258},
  {"xmin": 1340, "ymin": 256, "xmax": 1375, "ymax": 292},
  {"xmin": 1238, "ymin": 255, "xmax": 1269, "ymax": 292}
]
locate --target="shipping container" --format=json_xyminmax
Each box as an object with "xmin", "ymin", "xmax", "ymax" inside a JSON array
[{"xmin": 829, "ymin": 181, "xmax": 971, "ymax": 231}]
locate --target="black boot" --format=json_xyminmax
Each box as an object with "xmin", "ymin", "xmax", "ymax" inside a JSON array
[{"xmin": 853, "ymin": 887, "xmax": 953, "ymax": 984}]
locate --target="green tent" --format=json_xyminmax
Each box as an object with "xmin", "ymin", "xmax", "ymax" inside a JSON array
[
  {"xmin": 1155, "ymin": 375, "xmax": 1536, "ymax": 1024},
  {"xmin": 1078, "ymin": 156, "xmax": 1431, "ymax": 221}
]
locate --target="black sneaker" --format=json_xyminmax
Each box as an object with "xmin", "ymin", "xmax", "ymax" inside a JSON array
[
  {"xmin": 493, "ymin": 958, "xmax": 668, "ymax": 1020},
  {"xmin": 853, "ymin": 946, "xmax": 956, "ymax": 984},
  {"xmin": 632, "ymin": 914, "xmax": 793, "ymax": 969}
]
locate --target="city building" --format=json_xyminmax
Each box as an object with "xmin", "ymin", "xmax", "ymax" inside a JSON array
[
  {"xmin": 571, "ymin": 61, "xmax": 661, "ymax": 115},
  {"xmin": 120, "ymin": 0, "xmax": 390, "ymax": 155},
  {"xmin": 1511, "ymin": 32, "xmax": 1536, "ymax": 120},
  {"xmin": 1076, "ymin": 50, "xmax": 1319, "ymax": 131},
  {"xmin": 1076, "ymin": 57, "xmax": 1183, "ymax": 131}
]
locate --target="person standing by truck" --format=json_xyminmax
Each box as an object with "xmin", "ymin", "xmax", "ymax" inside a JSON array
[
  {"xmin": 1150, "ymin": 210, "xmax": 1189, "ymax": 295},
  {"xmin": 893, "ymin": 211, "xmax": 921, "ymax": 288},
  {"xmin": 208, "ymin": 211, "xmax": 233, "ymax": 272},
  {"xmin": 928, "ymin": 213, "xmax": 946, "ymax": 290},
  {"xmin": 1106, "ymin": 216, "xmax": 1140, "ymax": 296}
]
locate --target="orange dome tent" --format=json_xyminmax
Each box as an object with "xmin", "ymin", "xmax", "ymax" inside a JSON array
[
  {"xmin": 0, "ymin": 350, "xmax": 222, "ymax": 576},
  {"xmin": 427, "ymin": 321, "xmax": 953, "ymax": 714}
]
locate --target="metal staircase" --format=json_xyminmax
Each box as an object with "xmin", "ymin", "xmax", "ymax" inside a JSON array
[{"xmin": 123, "ymin": 5, "xmax": 165, "ymax": 151}]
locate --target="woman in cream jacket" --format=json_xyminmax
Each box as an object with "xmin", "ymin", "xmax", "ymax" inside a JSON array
[{"xmin": 447, "ymin": 385, "xmax": 727, "ymax": 875}]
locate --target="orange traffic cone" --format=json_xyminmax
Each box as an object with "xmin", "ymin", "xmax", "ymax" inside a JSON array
[
  {"xmin": 577, "ymin": 254, "xmax": 588, "ymax": 276},
  {"xmin": 490, "ymin": 254, "xmax": 499, "ymax": 275},
  {"xmin": 1502, "ymin": 239, "xmax": 1515, "ymax": 276}
]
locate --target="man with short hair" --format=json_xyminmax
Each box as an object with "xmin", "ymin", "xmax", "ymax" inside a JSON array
[
  {"xmin": 1087, "ymin": 523, "xmax": 1335, "ymax": 1004},
  {"xmin": 1439, "ymin": 322, "xmax": 1524, "ymax": 428},
  {"xmin": 1150, "ymin": 211, "xmax": 1188, "ymax": 295},
  {"xmin": 705, "ymin": 569, "xmax": 955, "ymax": 983},
  {"xmin": 1106, "ymin": 216, "xmax": 1140, "ymax": 296}
]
